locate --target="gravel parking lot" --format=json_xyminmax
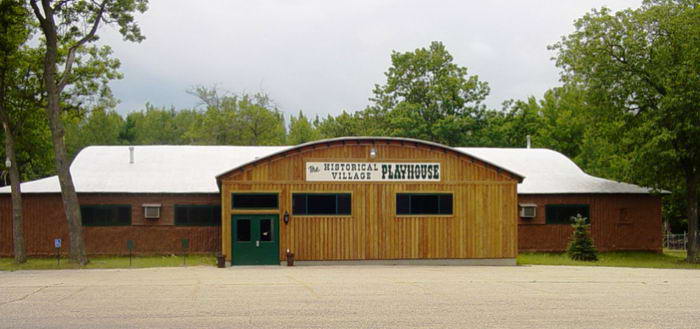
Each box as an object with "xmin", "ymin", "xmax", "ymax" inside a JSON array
[{"xmin": 0, "ymin": 265, "xmax": 698, "ymax": 328}]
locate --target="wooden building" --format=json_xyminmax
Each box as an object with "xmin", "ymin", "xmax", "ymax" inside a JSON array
[
  {"xmin": 217, "ymin": 138, "xmax": 522, "ymax": 265},
  {"xmin": 0, "ymin": 137, "xmax": 663, "ymax": 264}
]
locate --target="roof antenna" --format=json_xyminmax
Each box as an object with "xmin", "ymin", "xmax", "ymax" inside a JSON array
[
  {"xmin": 129, "ymin": 146, "xmax": 135, "ymax": 164},
  {"xmin": 526, "ymin": 135, "xmax": 531, "ymax": 149}
]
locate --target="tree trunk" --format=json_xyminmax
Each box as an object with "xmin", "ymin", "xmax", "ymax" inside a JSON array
[
  {"xmin": 40, "ymin": 10, "xmax": 88, "ymax": 265},
  {"xmin": 687, "ymin": 170, "xmax": 698, "ymax": 263},
  {"xmin": 2, "ymin": 122, "xmax": 26, "ymax": 263},
  {"xmin": 0, "ymin": 50, "xmax": 25, "ymax": 263},
  {"xmin": 46, "ymin": 99, "xmax": 88, "ymax": 265}
]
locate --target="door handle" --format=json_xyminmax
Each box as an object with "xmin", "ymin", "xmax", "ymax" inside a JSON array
[{"xmin": 256, "ymin": 240, "xmax": 260, "ymax": 247}]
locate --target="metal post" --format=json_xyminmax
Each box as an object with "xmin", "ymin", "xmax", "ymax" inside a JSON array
[
  {"xmin": 181, "ymin": 239, "xmax": 189, "ymax": 266},
  {"xmin": 54, "ymin": 238, "xmax": 62, "ymax": 266},
  {"xmin": 127, "ymin": 240, "xmax": 134, "ymax": 267}
]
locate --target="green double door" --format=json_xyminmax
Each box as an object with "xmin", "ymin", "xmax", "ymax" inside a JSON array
[{"xmin": 231, "ymin": 214, "xmax": 280, "ymax": 265}]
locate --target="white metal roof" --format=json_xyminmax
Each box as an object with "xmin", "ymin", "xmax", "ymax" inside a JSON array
[
  {"xmin": 0, "ymin": 145, "xmax": 289, "ymax": 194},
  {"xmin": 0, "ymin": 143, "xmax": 656, "ymax": 195},
  {"xmin": 457, "ymin": 147, "xmax": 656, "ymax": 194}
]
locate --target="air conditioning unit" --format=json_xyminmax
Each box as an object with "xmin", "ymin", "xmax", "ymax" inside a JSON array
[
  {"xmin": 143, "ymin": 204, "xmax": 161, "ymax": 219},
  {"xmin": 519, "ymin": 204, "xmax": 537, "ymax": 218}
]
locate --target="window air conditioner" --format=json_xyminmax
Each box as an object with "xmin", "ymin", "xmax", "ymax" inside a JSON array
[
  {"xmin": 143, "ymin": 204, "xmax": 161, "ymax": 219},
  {"xmin": 519, "ymin": 204, "xmax": 536, "ymax": 218}
]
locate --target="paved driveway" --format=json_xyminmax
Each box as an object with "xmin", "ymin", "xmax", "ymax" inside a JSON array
[{"xmin": 0, "ymin": 265, "xmax": 698, "ymax": 328}]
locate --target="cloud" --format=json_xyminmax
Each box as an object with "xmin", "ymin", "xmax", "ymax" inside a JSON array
[{"xmin": 99, "ymin": 0, "xmax": 642, "ymax": 117}]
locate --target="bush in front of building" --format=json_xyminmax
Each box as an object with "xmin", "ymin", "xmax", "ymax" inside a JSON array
[{"xmin": 567, "ymin": 215, "xmax": 598, "ymax": 261}]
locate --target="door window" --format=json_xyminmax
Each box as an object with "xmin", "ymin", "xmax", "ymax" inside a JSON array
[
  {"xmin": 236, "ymin": 219, "xmax": 251, "ymax": 241},
  {"xmin": 260, "ymin": 219, "xmax": 272, "ymax": 242}
]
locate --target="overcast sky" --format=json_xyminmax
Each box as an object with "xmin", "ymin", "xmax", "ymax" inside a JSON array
[{"xmin": 100, "ymin": 0, "xmax": 642, "ymax": 119}]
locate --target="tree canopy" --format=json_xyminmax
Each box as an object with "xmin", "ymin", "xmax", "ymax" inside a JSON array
[
  {"xmin": 551, "ymin": 0, "xmax": 700, "ymax": 261},
  {"xmin": 365, "ymin": 41, "xmax": 491, "ymax": 146}
]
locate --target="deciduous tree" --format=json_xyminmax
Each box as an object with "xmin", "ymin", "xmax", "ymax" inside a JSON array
[
  {"xmin": 369, "ymin": 41, "xmax": 491, "ymax": 146},
  {"xmin": 551, "ymin": 0, "xmax": 700, "ymax": 262},
  {"xmin": 316, "ymin": 111, "xmax": 364, "ymax": 138},
  {"xmin": 236, "ymin": 93, "xmax": 286, "ymax": 146},
  {"xmin": 0, "ymin": 0, "xmax": 32, "ymax": 263},
  {"xmin": 64, "ymin": 106, "xmax": 125, "ymax": 159},
  {"xmin": 30, "ymin": 0, "xmax": 148, "ymax": 264},
  {"xmin": 288, "ymin": 111, "xmax": 320, "ymax": 144}
]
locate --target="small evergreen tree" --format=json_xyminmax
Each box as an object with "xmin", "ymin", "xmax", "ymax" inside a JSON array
[{"xmin": 567, "ymin": 214, "xmax": 598, "ymax": 261}]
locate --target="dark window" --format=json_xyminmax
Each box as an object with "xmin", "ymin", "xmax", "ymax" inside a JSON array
[
  {"xmin": 81, "ymin": 205, "xmax": 131, "ymax": 226},
  {"xmin": 174, "ymin": 205, "xmax": 221, "ymax": 226},
  {"xmin": 260, "ymin": 219, "xmax": 272, "ymax": 242},
  {"xmin": 232, "ymin": 193, "xmax": 278, "ymax": 209},
  {"xmin": 236, "ymin": 219, "xmax": 251, "ymax": 242},
  {"xmin": 396, "ymin": 194, "xmax": 453, "ymax": 215},
  {"xmin": 545, "ymin": 204, "xmax": 590, "ymax": 224},
  {"xmin": 292, "ymin": 193, "xmax": 351, "ymax": 215}
]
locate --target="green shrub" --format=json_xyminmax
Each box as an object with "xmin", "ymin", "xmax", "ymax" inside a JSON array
[{"xmin": 567, "ymin": 214, "xmax": 598, "ymax": 261}]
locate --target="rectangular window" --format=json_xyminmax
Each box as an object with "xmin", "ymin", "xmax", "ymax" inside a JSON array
[
  {"xmin": 236, "ymin": 219, "xmax": 251, "ymax": 242},
  {"xmin": 396, "ymin": 193, "xmax": 453, "ymax": 215},
  {"xmin": 545, "ymin": 204, "xmax": 590, "ymax": 224},
  {"xmin": 260, "ymin": 219, "xmax": 272, "ymax": 241},
  {"xmin": 174, "ymin": 205, "xmax": 222, "ymax": 226},
  {"xmin": 81, "ymin": 205, "xmax": 132, "ymax": 226},
  {"xmin": 232, "ymin": 193, "xmax": 278, "ymax": 209},
  {"xmin": 292, "ymin": 193, "xmax": 351, "ymax": 215}
]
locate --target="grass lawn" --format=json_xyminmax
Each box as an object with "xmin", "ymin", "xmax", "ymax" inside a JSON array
[
  {"xmin": 3, "ymin": 251, "xmax": 698, "ymax": 271},
  {"xmin": 0, "ymin": 254, "xmax": 216, "ymax": 271},
  {"xmin": 518, "ymin": 249, "xmax": 700, "ymax": 269}
]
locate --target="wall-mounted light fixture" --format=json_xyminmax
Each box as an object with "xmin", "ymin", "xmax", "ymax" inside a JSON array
[
  {"xmin": 283, "ymin": 211, "xmax": 290, "ymax": 225},
  {"xmin": 369, "ymin": 147, "xmax": 377, "ymax": 159}
]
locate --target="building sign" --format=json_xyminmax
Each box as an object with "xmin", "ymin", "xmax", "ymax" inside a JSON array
[{"xmin": 306, "ymin": 162, "xmax": 440, "ymax": 182}]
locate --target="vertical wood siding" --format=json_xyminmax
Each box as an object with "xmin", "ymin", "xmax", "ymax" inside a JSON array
[{"xmin": 220, "ymin": 140, "xmax": 519, "ymax": 262}]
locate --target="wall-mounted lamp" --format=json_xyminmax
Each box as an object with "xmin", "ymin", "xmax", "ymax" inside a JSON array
[
  {"xmin": 369, "ymin": 147, "xmax": 377, "ymax": 159},
  {"xmin": 283, "ymin": 211, "xmax": 290, "ymax": 225}
]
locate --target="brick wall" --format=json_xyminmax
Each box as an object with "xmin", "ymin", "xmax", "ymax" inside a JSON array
[
  {"xmin": 517, "ymin": 194, "xmax": 662, "ymax": 252},
  {"xmin": 0, "ymin": 193, "xmax": 221, "ymax": 257}
]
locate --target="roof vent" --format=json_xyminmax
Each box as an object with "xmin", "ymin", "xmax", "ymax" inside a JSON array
[
  {"xmin": 129, "ymin": 146, "xmax": 134, "ymax": 164},
  {"xmin": 526, "ymin": 135, "xmax": 531, "ymax": 149}
]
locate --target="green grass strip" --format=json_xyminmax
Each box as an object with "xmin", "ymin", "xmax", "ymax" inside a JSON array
[
  {"xmin": 3, "ymin": 250, "xmax": 698, "ymax": 271},
  {"xmin": 518, "ymin": 250, "xmax": 700, "ymax": 269},
  {"xmin": 0, "ymin": 254, "xmax": 216, "ymax": 271}
]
